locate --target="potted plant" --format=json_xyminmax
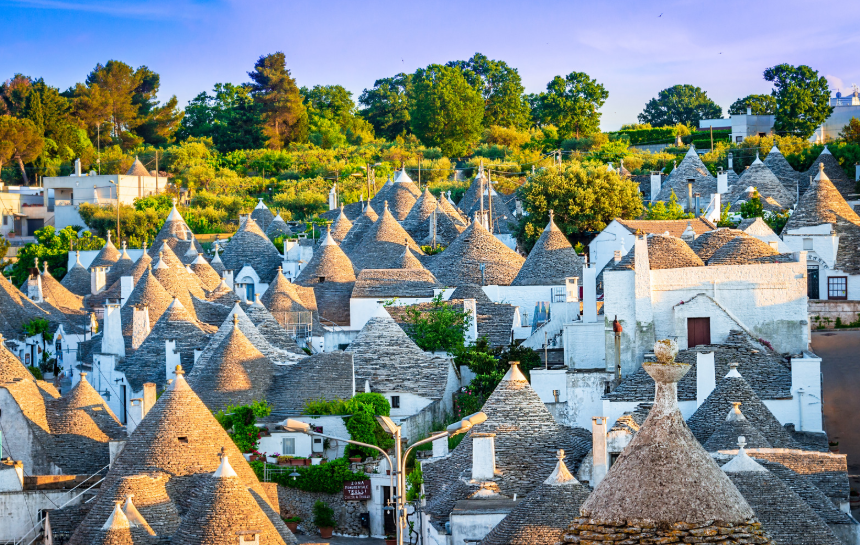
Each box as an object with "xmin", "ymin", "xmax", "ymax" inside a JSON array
[
  {"xmin": 311, "ymin": 453, "xmax": 323, "ymax": 466},
  {"xmin": 348, "ymin": 455, "xmax": 362, "ymax": 463},
  {"xmin": 289, "ymin": 456, "xmax": 305, "ymax": 466},
  {"xmin": 249, "ymin": 450, "xmax": 266, "ymax": 462},
  {"xmin": 7, "ymin": 230, "xmax": 14, "ymax": 238},
  {"xmin": 283, "ymin": 515, "xmax": 301, "ymax": 533},
  {"xmin": 385, "ymin": 533, "xmax": 396, "ymax": 545},
  {"xmin": 277, "ymin": 455, "xmax": 292, "ymax": 466},
  {"xmin": 312, "ymin": 500, "xmax": 336, "ymax": 538},
  {"xmin": 830, "ymin": 441, "xmax": 840, "ymax": 453}
]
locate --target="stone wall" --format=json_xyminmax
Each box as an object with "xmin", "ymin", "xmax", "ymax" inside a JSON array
[
  {"xmin": 561, "ymin": 518, "xmax": 774, "ymax": 544},
  {"xmin": 276, "ymin": 485, "xmax": 370, "ymax": 538},
  {"xmin": 809, "ymin": 300, "xmax": 860, "ymax": 329}
]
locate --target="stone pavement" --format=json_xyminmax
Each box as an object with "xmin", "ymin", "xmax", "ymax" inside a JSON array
[{"xmin": 295, "ymin": 534, "xmax": 386, "ymax": 544}]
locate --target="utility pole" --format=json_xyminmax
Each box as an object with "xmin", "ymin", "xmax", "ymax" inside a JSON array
[
  {"xmin": 710, "ymin": 125, "xmax": 714, "ymax": 151},
  {"xmin": 418, "ymin": 154, "xmax": 422, "ymax": 189},
  {"xmin": 96, "ymin": 122, "xmax": 101, "ymax": 175},
  {"xmin": 155, "ymin": 150, "xmax": 159, "ymax": 195},
  {"xmin": 366, "ymin": 163, "xmax": 372, "ymax": 200},
  {"xmin": 487, "ymin": 169, "xmax": 494, "ymax": 234}
]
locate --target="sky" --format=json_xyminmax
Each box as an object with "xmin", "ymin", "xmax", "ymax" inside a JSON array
[{"xmin": 1, "ymin": 0, "xmax": 859, "ymax": 131}]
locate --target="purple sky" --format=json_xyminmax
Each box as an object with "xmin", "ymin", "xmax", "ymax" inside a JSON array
[{"xmin": 1, "ymin": 0, "xmax": 858, "ymax": 131}]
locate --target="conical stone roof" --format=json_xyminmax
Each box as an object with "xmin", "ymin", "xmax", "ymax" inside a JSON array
[
  {"xmin": 61, "ymin": 251, "xmax": 92, "ymax": 296},
  {"xmin": 395, "ymin": 245, "xmax": 425, "ymax": 269},
  {"xmin": 50, "ymin": 373, "xmax": 124, "ymax": 441},
  {"xmin": 0, "ymin": 272, "xmax": 53, "ymax": 337},
  {"xmin": 438, "ymin": 190, "xmax": 467, "ymax": 225},
  {"xmin": 265, "ymin": 212, "xmax": 292, "ymax": 239},
  {"xmin": 727, "ymin": 157, "xmax": 795, "ymax": 211},
  {"xmin": 117, "ymin": 298, "xmax": 215, "ymax": 391},
  {"xmin": 104, "ymin": 245, "xmax": 135, "ymax": 287},
  {"xmin": 430, "ymin": 217, "xmax": 524, "ymax": 286},
  {"xmin": 458, "ymin": 169, "xmax": 488, "ymax": 212},
  {"xmin": 805, "ymin": 146, "xmax": 853, "ymax": 198},
  {"xmin": 702, "ymin": 402, "xmax": 772, "ymax": 451},
  {"xmin": 393, "ymin": 167, "xmax": 421, "ymax": 196},
  {"xmin": 250, "ymin": 198, "xmax": 275, "ymax": 231},
  {"xmin": 369, "ymin": 176, "xmax": 394, "ymax": 209},
  {"xmin": 190, "ymin": 253, "xmax": 222, "ymax": 290},
  {"xmin": 329, "ymin": 204, "xmax": 354, "ymax": 243},
  {"xmin": 424, "ymin": 362, "xmax": 591, "ymax": 526},
  {"xmin": 764, "ymin": 146, "xmax": 802, "ymax": 195},
  {"xmin": 40, "ymin": 263, "xmax": 84, "ymax": 311},
  {"xmin": 383, "ymin": 183, "xmax": 417, "ymax": 221},
  {"xmin": 261, "ymin": 269, "xmax": 311, "ymax": 314},
  {"xmin": 171, "ymin": 455, "xmax": 293, "ymax": 545},
  {"xmin": 707, "ymin": 236, "xmax": 788, "ymax": 266},
  {"xmin": 295, "ymin": 229, "xmax": 356, "ymax": 285},
  {"xmin": 125, "ymin": 157, "xmax": 150, "ymax": 176},
  {"xmin": 66, "ymin": 367, "xmax": 276, "ymax": 545},
  {"xmin": 119, "ymin": 267, "xmax": 174, "ymax": 339},
  {"xmin": 150, "ymin": 201, "xmax": 200, "ymax": 257},
  {"xmin": 340, "ymin": 203, "xmax": 379, "ymax": 255},
  {"xmin": 655, "ymin": 145, "xmax": 717, "ymax": 206},
  {"xmin": 0, "ymin": 337, "xmax": 34, "ymax": 382},
  {"xmin": 350, "ymin": 204, "xmax": 425, "ymax": 271},
  {"xmin": 512, "ymin": 212, "xmax": 583, "ymax": 286},
  {"xmin": 784, "ymin": 164, "xmax": 860, "ymax": 275},
  {"xmin": 402, "ymin": 188, "xmax": 440, "ymax": 239},
  {"xmin": 152, "ymin": 250, "xmax": 202, "ymax": 320},
  {"xmin": 688, "ymin": 229, "xmax": 751, "ymax": 262},
  {"xmin": 418, "ymin": 205, "xmax": 467, "ymax": 247},
  {"xmin": 220, "ymin": 217, "xmax": 283, "ymax": 283},
  {"xmin": 687, "ymin": 364, "xmax": 798, "ymax": 449},
  {"xmin": 480, "ymin": 450, "xmax": 591, "ymax": 545},
  {"xmin": 89, "ymin": 232, "xmax": 120, "ymax": 270},
  {"xmin": 576, "ymin": 358, "xmax": 756, "ymax": 528}
]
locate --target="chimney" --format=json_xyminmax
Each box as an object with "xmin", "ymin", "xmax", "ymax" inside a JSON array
[
  {"xmin": 164, "ymin": 340, "xmax": 180, "ymax": 384},
  {"xmin": 746, "ymin": 106, "xmax": 752, "ymax": 116},
  {"xmin": 120, "ymin": 276, "xmax": 134, "ymax": 306},
  {"xmin": 686, "ymin": 179, "xmax": 694, "ymax": 214},
  {"xmin": 91, "ymin": 266, "xmax": 107, "ymax": 295},
  {"xmin": 463, "ymin": 299, "xmax": 478, "ymax": 343},
  {"xmin": 131, "ymin": 306, "xmax": 150, "ymax": 350},
  {"xmin": 142, "ymin": 383, "xmax": 156, "ymax": 417},
  {"xmin": 74, "ymin": 158, "xmax": 82, "ymax": 177},
  {"xmin": 696, "ymin": 351, "xmax": 715, "ymax": 407},
  {"xmin": 717, "ymin": 170, "xmax": 728, "ymax": 194},
  {"xmin": 27, "ymin": 269, "xmax": 43, "ymax": 303},
  {"xmin": 109, "ymin": 440, "xmax": 126, "ymax": 466},
  {"xmin": 768, "ymin": 241, "xmax": 780, "ymax": 251},
  {"xmin": 471, "ymin": 433, "xmax": 496, "ymax": 480},
  {"xmin": 649, "ymin": 172, "xmax": 661, "ymax": 202},
  {"xmin": 582, "ymin": 264, "xmax": 597, "ymax": 323},
  {"xmin": 223, "ymin": 270, "xmax": 234, "ymax": 289},
  {"xmin": 727, "ymin": 153, "xmax": 734, "ymax": 170},
  {"xmin": 565, "ymin": 277, "xmax": 579, "ymax": 303},
  {"xmin": 128, "ymin": 399, "xmax": 142, "ymax": 434},
  {"xmin": 613, "ymin": 250, "xmax": 622, "ymax": 262},
  {"xmin": 591, "ymin": 416, "xmax": 608, "ymax": 487},
  {"xmin": 680, "ymin": 221, "xmax": 696, "ymax": 243},
  {"xmin": 102, "ymin": 302, "xmax": 125, "ymax": 357},
  {"xmin": 432, "ymin": 435, "xmax": 449, "ymax": 458}
]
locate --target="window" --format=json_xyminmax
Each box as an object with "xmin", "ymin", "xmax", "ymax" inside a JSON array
[
  {"xmin": 828, "ymin": 277, "xmax": 848, "ymax": 300},
  {"xmin": 282, "ymin": 437, "xmax": 296, "ymax": 455},
  {"xmin": 391, "ymin": 395, "xmax": 400, "ymax": 409},
  {"xmin": 736, "ymin": 136, "xmax": 743, "ymax": 143},
  {"xmin": 803, "ymin": 238, "xmax": 813, "ymax": 250}
]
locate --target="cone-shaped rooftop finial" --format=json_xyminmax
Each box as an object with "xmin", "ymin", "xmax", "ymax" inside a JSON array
[
  {"xmin": 544, "ymin": 449, "xmax": 578, "ymax": 485},
  {"xmin": 722, "ymin": 436, "xmax": 768, "ymax": 473},
  {"xmin": 726, "ymin": 361, "xmax": 742, "ymax": 378},
  {"xmin": 102, "ymin": 501, "xmax": 131, "ymax": 531},
  {"xmin": 232, "ymin": 313, "xmax": 239, "ymax": 330},
  {"xmin": 213, "ymin": 452, "xmax": 238, "ymax": 478}
]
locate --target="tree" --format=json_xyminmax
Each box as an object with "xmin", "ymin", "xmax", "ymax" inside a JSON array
[
  {"xmin": 247, "ymin": 52, "xmax": 308, "ymax": 149},
  {"xmin": 764, "ymin": 63, "xmax": 833, "ymax": 139},
  {"xmin": 644, "ymin": 190, "xmax": 693, "ymax": 220},
  {"xmin": 536, "ymin": 72, "xmax": 608, "ymax": 138},
  {"xmin": 132, "ymin": 66, "xmax": 183, "ymax": 145},
  {"xmin": 395, "ymin": 294, "xmax": 471, "ymax": 353},
  {"xmin": 302, "ymin": 84, "xmax": 375, "ymax": 147},
  {"xmin": 516, "ymin": 162, "xmax": 644, "ymax": 251},
  {"xmin": 74, "ymin": 60, "xmax": 146, "ymax": 146},
  {"xmin": 728, "ymin": 94, "xmax": 777, "ymax": 115},
  {"xmin": 0, "ymin": 115, "xmax": 44, "ymax": 184},
  {"xmin": 358, "ymin": 73, "xmax": 412, "ymax": 140},
  {"xmin": 638, "ymin": 84, "xmax": 722, "ymax": 127},
  {"xmin": 740, "ymin": 189, "xmax": 764, "ymax": 219},
  {"xmin": 840, "ymin": 117, "xmax": 860, "ymax": 144},
  {"xmin": 410, "ymin": 64, "xmax": 484, "ymax": 156},
  {"xmin": 178, "ymin": 83, "xmax": 264, "ymax": 152},
  {"xmin": 9, "ymin": 225, "xmax": 104, "ymax": 285},
  {"xmin": 447, "ymin": 53, "xmax": 530, "ymax": 129}
]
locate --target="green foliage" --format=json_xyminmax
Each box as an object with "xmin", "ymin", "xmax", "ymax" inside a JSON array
[
  {"xmin": 303, "ymin": 393, "xmax": 391, "ymax": 417},
  {"xmin": 573, "ymin": 241, "xmax": 585, "ymax": 254},
  {"xmin": 454, "ymin": 338, "xmax": 541, "ymax": 401},
  {"xmin": 253, "ymin": 458, "xmax": 366, "ymax": 494},
  {"xmin": 728, "ymin": 94, "xmax": 777, "ymax": 115},
  {"xmin": 178, "ymin": 83, "xmax": 264, "ymax": 152},
  {"xmin": 638, "ymin": 84, "xmax": 722, "ymax": 127},
  {"xmin": 516, "ymin": 162, "xmax": 644, "ymax": 252},
  {"xmin": 9, "ymin": 225, "xmax": 104, "ymax": 286},
  {"xmin": 410, "ymin": 64, "xmax": 484, "ymax": 156},
  {"xmin": 27, "ymin": 366, "xmax": 43, "ymax": 380},
  {"xmin": 248, "ymin": 52, "xmax": 309, "ymax": 149},
  {"xmin": 533, "ymin": 72, "xmax": 608, "ymax": 139},
  {"xmin": 213, "ymin": 400, "xmax": 272, "ymax": 453},
  {"xmin": 406, "ymin": 464, "xmax": 423, "ymax": 502},
  {"xmin": 312, "ymin": 500, "xmax": 337, "ymax": 528},
  {"xmin": 358, "ymin": 74, "xmax": 412, "ymax": 141},
  {"xmin": 345, "ymin": 410, "xmax": 394, "ymax": 459},
  {"xmin": 764, "ymin": 63, "xmax": 833, "ymax": 139},
  {"xmin": 765, "ymin": 209, "xmax": 791, "ymax": 235},
  {"xmin": 23, "ymin": 318, "xmax": 52, "ymax": 341},
  {"xmin": 644, "ymin": 190, "xmax": 693, "ymax": 220},
  {"xmin": 0, "ymin": 114, "xmax": 45, "ymax": 183},
  {"xmin": 716, "ymin": 203, "xmax": 734, "ymax": 227},
  {"xmin": 740, "ymin": 190, "xmax": 764, "ymax": 219},
  {"xmin": 396, "ymin": 294, "xmax": 471, "ymax": 352},
  {"xmin": 840, "ymin": 117, "xmax": 860, "ymax": 144},
  {"xmin": 447, "ymin": 53, "xmax": 530, "ymax": 130}
]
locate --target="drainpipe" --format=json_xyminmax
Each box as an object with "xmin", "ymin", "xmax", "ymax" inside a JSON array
[{"xmin": 797, "ymin": 388, "xmax": 804, "ymax": 431}]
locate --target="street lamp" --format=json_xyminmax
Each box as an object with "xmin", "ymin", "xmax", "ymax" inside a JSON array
[{"xmin": 283, "ymin": 410, "xmax": 487, "ymax": 545}]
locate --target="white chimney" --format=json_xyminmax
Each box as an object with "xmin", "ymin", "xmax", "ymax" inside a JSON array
[
  {"xmin": 717, "ymin": 171, "xmax": 728, "ymax": 194},
  {"xmin": 74, "ymin": 158, "xmax": 82, "ymax": 177},
  {"xmin": 565, "ymin": 277, "xmax": 579, "ymax": 303},
  {"xmin": 463, "ymin": 299, "xmax": 478, "ymax": 343},
  {"xmin": 102, "ymin": 303, "xmax": 125, "ymax": 357},
  {"xmin": 591, "ymin": 416, "xmax": 608, "ymax": 487},
  {"xmin": 613, "ymin": 250, "xmax": 622, "ymax": 262},
  {"xmin": 696, "ymin": 351, "xmax": 716, "ymax": 407},
  {"xmin": 746, "ymin": 106, "xmax": 752, "ymax": 116},
  {"xmin": 91, "ymin": 266, "xmax": 107, "ymax": 295},
  {"xmin": 223, "ymin": 270, "xmax": 234, "ymax": 289},
  {"xmin": 582, "ymin": 265, "xmax": 597, "ymax": 323},
  {"xmin": 128, "ymin": 400, "xmax": 143, "ymax": 435},
  {"xmin": 165, "ymin": 340, "xmax": 180, "ymax": 383},
  {"xmin": 131, "ymin": 306, "xmax": 150, "ymax": 350},
  {"xmin": 27, "ymin": 272, "xmax": 43, "ymax": 303},
  {"xmin": 768, "ymin": 241, "xmax": 780, "ymax": 251},
  {"xmin": 650, "ymin": 172, "xmax": 661, "ymax": 202},
  {"xmin": 328, "ymin": 184, "xmax": 337, "ymax": 211},
  {"xmin": 727, "ymin": 153, "xmax": 734, "ymax": 170},
  {"xmin": 471, "ymin": 433, "xmax": 496, "ymax": 480},
  {"xmin": 143, "ymin": 382, "xmax": 156, "ymax": 416},
  {"xmin": 120, "ymin": 275, "xmax": 134, "ymax": 306},
  {"xmin": 432, "ymin": 435, "xmax": 449, "ymax": 458}
]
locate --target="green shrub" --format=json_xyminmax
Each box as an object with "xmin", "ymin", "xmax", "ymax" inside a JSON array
[
  {"xmin": 213, "ymin": 400, "xmax": 272, "ymax": 453},
  {"xmin": 250, "ymin": 458, "xmax": 366, "ymax": 494},
  {"xmin": 312, "ymin": 500, "xmax": 337, "ymax": 528}
]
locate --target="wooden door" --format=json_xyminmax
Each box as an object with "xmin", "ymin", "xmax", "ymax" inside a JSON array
[{"xmin": 687, "ymin": 317, "xmax": 711, "ymax": 348}]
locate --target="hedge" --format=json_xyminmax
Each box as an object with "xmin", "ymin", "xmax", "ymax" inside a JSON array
[{"xmin": 250, "ymin": 458, "xmax": 367, "ymax": 494}]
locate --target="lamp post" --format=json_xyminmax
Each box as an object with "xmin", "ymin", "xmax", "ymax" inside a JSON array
[
  {"xmin": 284, "ymin": 411, "xmax": 487, "ymax": 545},
  {"xmin": 107, "ymin": 179, "xmax": 120, "ymax": 241}
]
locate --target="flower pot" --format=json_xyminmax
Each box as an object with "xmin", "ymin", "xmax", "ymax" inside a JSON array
[
  {"xmin": 349, "ymin": 457, "xmax": 361, "ymax": 463},
  {"xmin": 289, "ymin": 459, "xmax": 303, "ymax": 466},
  {"xmin": 311, "ymin": 458, "xmax": 323, "ymax": 466},
  {"xmin": 278, "ymin": 460, "xmax": 289, "ymax": 466},
  {"xmin": 286, "ymin": 522, "xmax": 299, "ymax": 533},
  {"xmin": 830, "ymin": 445, "xmax": 840, "ymax": 453},
  {"xmin": 243, "ymin": 453, "xmax": 252, "ymax": 461},
  {"xmin": 303, "ymin": 459, "xmax": 311, "ymax": 466},
  {"xmin": 385, "ymin": 539, "xmax": 396, "ymax": 545},
  {"xmin": 318, "ymin": 526, "xmax": 333, "ymax": 538}
]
